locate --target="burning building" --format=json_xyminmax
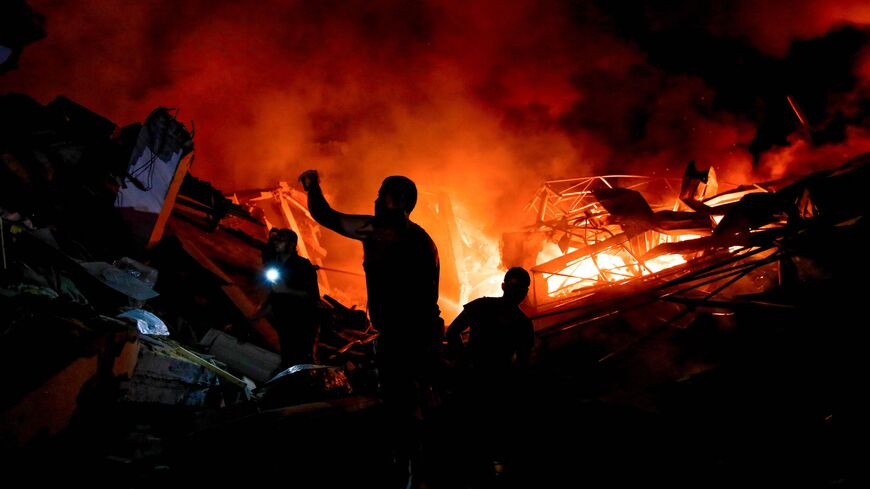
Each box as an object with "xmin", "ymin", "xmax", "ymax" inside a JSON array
[{"xmin": 2, "ymin": 0, "xmax": 870, "ymax": 487}]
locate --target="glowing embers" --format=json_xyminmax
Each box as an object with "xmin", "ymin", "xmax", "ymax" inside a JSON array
[
  {"xmin": 643, "ymin": 253, "xmax": 688, "ymax": 274},
  {"xmin": 539, "ymin": 243, "xmax": 630, "ymax": 296},
  {"xmin": 534, "ymin": 235, "xmax": 693, "ymax": 298}
]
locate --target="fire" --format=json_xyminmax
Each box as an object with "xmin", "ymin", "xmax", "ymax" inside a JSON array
[
  {"xmin": 544, "ymin": 250, "xmax": 630, "ymax": 295},
  {"xmin": 643, "ymin": 253, "xmax": 687, "ymax": 274},
  {"xmin": 428, "ymin": 171, "xmax": 773, "ymax": 316},
  {"xmin": 447, "ymin": 207, "xmax": 697, "ymax": 307},
  {"xmin": 534, "ymin": 237, "xmax": 691, "ymax": 298},
  {"xmin": 513, "ymin": 175, "xmax": 722, "ymax": 303},
  {"xmin": 452, "ymin": 212, "xmax": 504, "ymax": 304},
  {"xmin": 248, "ymin": 170, "xmax": 781, "ymax": 321},
  {"xmin": 430, "ymin": 199, "xmax": 506, "ymax": 322}
]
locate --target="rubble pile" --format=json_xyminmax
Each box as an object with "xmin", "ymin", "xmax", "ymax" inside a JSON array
[{"xmin": 0, "ymin": 94, "xmax": 380, "ymax": 483}]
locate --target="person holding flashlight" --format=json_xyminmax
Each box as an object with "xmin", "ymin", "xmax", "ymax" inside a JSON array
[{"xmin": 253, "ymin": 228, "xmax": 321, "ymax": 368}]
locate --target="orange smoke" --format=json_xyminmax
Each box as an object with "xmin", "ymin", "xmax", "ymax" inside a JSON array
[
  {"xmin": 721, "ymin": 0, "xmax": 870, "ymax": 57},
  {"xmin": 757, "ymin": 126, "xmax": 870, "ymax": 180},
  {"xmin": 3, "ymin": 1, "xmax": 868, "ymax": 208}
]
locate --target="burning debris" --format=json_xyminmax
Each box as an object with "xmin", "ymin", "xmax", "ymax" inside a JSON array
[
  {"xmin": 517, "ymin": 174, "xmax": 716, "ymax": 304},
  {"xmin": 496, "ymin": 153, "xmax": 867, "ymax": 325}
]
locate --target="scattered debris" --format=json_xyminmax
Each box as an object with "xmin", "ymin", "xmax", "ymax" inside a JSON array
[
  {"xmin": 120, "ymin": 335, "xmax": 223, "ymax": 408},
  {"xmin": 118, "ymin": 309, "xmax": 170, "ymax": 336},
  {"xmin": 198, "ymin": 328, "xmax": 281, "ymax": 384},
  {"xmin": 258, "ymin": 364, "xmax": 353, "ymax": 408}
]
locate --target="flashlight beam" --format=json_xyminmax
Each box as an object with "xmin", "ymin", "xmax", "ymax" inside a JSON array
[{"xmin": 265, "ymin": 267, "xmax": 281, "ymax": 283}]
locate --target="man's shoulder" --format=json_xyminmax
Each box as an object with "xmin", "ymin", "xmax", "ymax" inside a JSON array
[
  {"xmin": 464, "ymin": 296, "xmax": 500, "ymax": 312},
  {"xmin": 408, "ymin": 221, "xmax": 430, "ymax": 236},
  {"xmin": 408, "ymin": 221, "xmax": 438, "ymax": 252},
  {"xmin": 468, "ymin": 296, "xmax": 499, "ymax": 303}
]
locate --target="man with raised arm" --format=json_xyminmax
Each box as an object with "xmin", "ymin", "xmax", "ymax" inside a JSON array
[{"xmin": 299, "ymin": 169, "xmax": 442, "ymax": 488}]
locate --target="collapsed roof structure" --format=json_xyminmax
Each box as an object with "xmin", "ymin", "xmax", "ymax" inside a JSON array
[{"xmin": 497, "ymin": 155, "xmax": 868, "ymax": 333}]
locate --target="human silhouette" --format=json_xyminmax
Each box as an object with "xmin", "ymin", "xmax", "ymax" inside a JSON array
[
  {"xmin": 252, "ymin": 228, "xmax": 321, "ymax": 368},
  {"xmin": 299, "ymin": 170, "xmax": 442, "ymax": 488}
]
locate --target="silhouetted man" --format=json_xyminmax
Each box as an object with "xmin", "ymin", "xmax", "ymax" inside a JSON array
[
  {"xmin": 253, "ymin": 228, "xmax": 321, "ymax": 368},
  {"xmin": 446, "ymin": 267, "xmax": 535, "ymax": 477},
  {"xmin": 299, "ymin": 170, "xmax": 442, "ymax": 487},
  {"xmin": 447, "ymin": 267, "xmax": 534, "ymax": 373}
]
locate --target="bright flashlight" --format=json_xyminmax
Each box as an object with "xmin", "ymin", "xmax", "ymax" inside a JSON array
[{"xmin": 265, "ymin": 267, "xmax": 281, "ymax": 283}]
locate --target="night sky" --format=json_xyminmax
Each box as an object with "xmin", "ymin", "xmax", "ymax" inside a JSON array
[{"xmin": 2, "ymin": 0, "xmax": 868, "ymax": 230}]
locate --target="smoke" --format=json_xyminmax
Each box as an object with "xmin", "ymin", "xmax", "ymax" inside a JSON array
[
  {"xmin": 714, "ymin": 0, "xmax": 870, "ymax": 57},
  {"xmin": 2, "ymin": 0, "xmax": 869, "ymax": 230}
]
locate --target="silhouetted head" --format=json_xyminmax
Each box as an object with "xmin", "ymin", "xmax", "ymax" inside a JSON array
[
  {"xmin": 375, "ymin": 176, "xmax": 417, "ymax": 220},
  {"xmin": 273, "ymin": 228, "xmax": 298, "ymax": 254},
  {"xmin": 502, "ymin": 267, "xmax": 531, "ymax": 305}
]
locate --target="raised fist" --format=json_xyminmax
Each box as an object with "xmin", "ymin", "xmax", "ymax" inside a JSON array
[{"xmin": 299, "ymin": 169, "xmax": 320, "ymax": 191}]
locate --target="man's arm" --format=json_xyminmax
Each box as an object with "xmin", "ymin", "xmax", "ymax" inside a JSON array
[
  {"xmin": 271, "ymin": 266, "xmax": 320, "ymax": 300},
  {"xmin": 300, "ymin": 170, "xmax": 372, "ymax": 240},
  {"xmin": 446, "ymin": 310, "xmax": 470, "ymax": 357}
]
